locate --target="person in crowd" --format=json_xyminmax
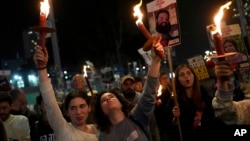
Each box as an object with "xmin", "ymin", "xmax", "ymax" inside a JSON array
[
  {"xmin": 155, "ymin": 72, "xmax": 172, "ymax": 107},
  {"xmin": 0, "ymin": 91, "xmax": 30, "ymax": 141},
  {"xmin": 9, "ymin": 88, "xmax": 39, "ymax": 141},
  {"xmin": 120, "ymin": 74, "xmax": 160, "ymax": 141},
  {"xmin": 71, "ymin": 73, "xmax": 96, "ymax": 124},
  {"xmin": 72, "ymin": 74, "xmax": 87, "ymax": 92},
  {"xmin": 223, "ymin": 39, "xmax": 248, "ymax": 68},
  {"xmin": 34, "ymin": 94, "xmax": 55, "ymax": 141},
  {"xmin": 120, "ymin": 75, "xmax": 142, "ymax": 104},
  {"xmin": 134, "ymin": 76, "xmax": 144, "ymax": 93},
  {"xmin": 93, "ymin": 38, "xmax": 163, "ymax": 141},
  {"xmin": 33, "ymin": 45, "xmax": 98, "ymax": 141},
  {"xmin": 154, "ymin": 72, "xmax": 172, "ymax": 141},
  {"xmin": 164, "ymin": 64, "xmax": 221, "ymax": 141},
  {"xmin": 212, "ymin": 61, "xmax": 250, "ymax": 125},
  {"xmin": 0, "ymin": 119, "xmax": 8, "ymax": 141}
]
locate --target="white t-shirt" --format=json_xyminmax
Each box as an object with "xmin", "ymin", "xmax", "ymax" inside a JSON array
[{"xmin": 3, "ymin": 114, "xmax": 30, "ymax": 141}]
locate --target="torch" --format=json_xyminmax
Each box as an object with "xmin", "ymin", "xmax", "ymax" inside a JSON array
[
  {"xmin": 209, "ymin": 1, "xmax": 235, "ymax": 80},
  {"xmin": 30, "ymin": 0, "xmax": 55, "ymax": 51},
  {"xmin": 156, "ymin": 84, "xmax": 166, "ymax": 107},
  {"xmin": 133, "ymin": 0, "xmax": 165, "ymax": 59},
  {"xmin": 210, "ymin": 1, "xmax": 235, "ymax": 60},
  {"xmin": 157, "ymin": 85, "xmax": 163, "ymax": 98},
  {"xmin": 83, "ymin": 65, "xmax": 94, "ymax": 96}
]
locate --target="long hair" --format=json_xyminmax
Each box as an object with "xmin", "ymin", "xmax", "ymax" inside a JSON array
[
  {"xmin": 174, "ymin": 64, "xmax": 204, "ymax": 110},
  {"xmin": 94, "ymin": 88, "xmax": 134, "ymax": 133},
  {"xmin": 223, "ymin": 39, "xmax": 238, "ymax": 52}
]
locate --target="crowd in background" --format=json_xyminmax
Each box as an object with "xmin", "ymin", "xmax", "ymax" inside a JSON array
[
  {"xmin": 1, "ymin": 6, "xmax": 250, "ymax": 141},
  {"xmin": 1, "ymin": 42, "xmax": 250, "ymax": 141}
]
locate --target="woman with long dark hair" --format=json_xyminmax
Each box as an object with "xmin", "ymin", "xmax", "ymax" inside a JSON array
[{"xmin": 163, "ymin": 64, "xmax": 220, "ymax": 141}]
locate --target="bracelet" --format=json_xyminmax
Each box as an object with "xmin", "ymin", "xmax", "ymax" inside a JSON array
[{"xmin": 36, "ymin": 67, "xmax": 47, "ymax": 70}]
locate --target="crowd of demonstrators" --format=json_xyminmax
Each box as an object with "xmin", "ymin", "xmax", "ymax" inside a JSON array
[
  {"xmin": 33, "ymin": 45, "xmax": 98, "ymax": 141},
  {"xmin": 34, "ymin": 94, "xmax": 55, "ymax": 141},
  {"xmin": 120, "ymin": 75, "xmax": 160, "ymax": 141},
  {"xmin": 93, "ymin": 38, "xmax": 164, "ymax": 141},
  {"xmin": 0, "ymin": 91, "xmax": 31, "ymax": 141},
  {"xmin": 2, "ymin": 32, "xmax": 249, "ymax": 141},
  {"xmin": 2, "ymin": 49, "xmax": 249, "ymax": 141},
  {"xmin": 154, "ymin": 71, "xmax": 172, "ymax": 141},
  {"xmin": 9, "ymin": 88, "xmax": 39, "ymax": 141},
  {"xmin": 212, "ymin": 62, "xmax": 250, "ymax": 125}
]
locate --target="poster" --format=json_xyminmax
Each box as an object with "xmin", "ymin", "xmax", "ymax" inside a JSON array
[
  {"xmin": 146, "ymin": 0, "xmax": 181, "ymax": 47},
  {"xmin": 221, "ymin": 24, "xmax": 249, "ymax": 67},
  {"xmin": 187, "ymin": 55, "xmax": 210, "ymax": 80}
]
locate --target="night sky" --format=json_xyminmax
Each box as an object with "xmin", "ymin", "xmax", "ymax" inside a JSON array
[{"xmin": 0, "ymin": 0, "xmax": 231, "ymax": 72}]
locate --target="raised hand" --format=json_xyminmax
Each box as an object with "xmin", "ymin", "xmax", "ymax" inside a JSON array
[
  {"xmin": 214, "ymin": 61, "xmax": 232, "ymax": 83},
  {"xmin": 151, "ymin": 35, "xmax": 165, "ymax": 60},
  {"xmin": 143, "ymin": 35, "xmax": 166, "ymax": 59},
  {"xmin": 33, "ymin": 45, "xmax": 49, "ymax": 70},
  {"xmin": 172, "ymin": 105, "xmax": 180, "ymax": 117}
]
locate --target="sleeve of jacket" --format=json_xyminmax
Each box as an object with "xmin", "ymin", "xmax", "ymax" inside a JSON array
[
  {"xmin": 212, "ymin": 83, "xmax": 237, "ymax": 124},
  {"xmin": 130, "ymin": 75, "xmax": 158, "ymax": 130}
]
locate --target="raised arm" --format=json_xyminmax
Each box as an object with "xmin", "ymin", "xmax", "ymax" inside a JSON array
[
  {"xmin": 33, "ymin": 46, "xmax": 49, "ymax": 82},
  {"xmin": 212, "ymin": 62, "xmax": 250, "ymax": 124},
  {"xmin": 33, "ymin": 45, "xmax": 67, "ymax": 133},
  {"xmin": 130, "ymin": 36, "xmax": 163, "ymax": 131}
]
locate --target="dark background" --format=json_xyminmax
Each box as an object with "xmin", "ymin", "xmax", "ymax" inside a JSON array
[{"xmin": 0, "ymin": 0, "xmax": 235, "ymax": 72}]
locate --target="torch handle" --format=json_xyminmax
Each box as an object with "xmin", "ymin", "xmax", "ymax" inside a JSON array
[
  {"xmin": 85, "ymin": 77, "xmax": 94, "ymax": 96},
  {"xmin": 138, "ymin": 22, "xmax": 151, "ymax": 39},
  {"xmin": 40, "ymin": 31, "xmax": 46, "ymax": 49},
  {"xmin": 33, "ymin": 30, "xmax": 47, "ymax": 69},
  {"xmin": 213, "ymin": 33, "xmax": 224, "ymax": 56},
  {"xmin": 213, "ymin": 33, "xmax": 230, "ymax": 81},
  {"xmin": 167, "ymin": 47, "xmax": 183, "ymax": 141},
  {"xmin": 39, "ymin": 13, "xmax": 47, "ymax": 51}
]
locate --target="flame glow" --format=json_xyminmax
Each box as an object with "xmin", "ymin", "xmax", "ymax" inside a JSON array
[
  {"xmin": 83, "ymin": 65, "xmax": 88, "ymax": 77},
  {"xmin": 213, "ymin": 1, "xmax": 232, "ymax": 35},
  {"xmin": 40, "ymin": 0, "xmax": 50, "ymax": 17},
  {"xmin": 157, "ymin": 85, "xmax": 162, "ymax": 97},
  {"xmin": 133, "ymin": 0, "xmax": 143, "ymax": 25}
]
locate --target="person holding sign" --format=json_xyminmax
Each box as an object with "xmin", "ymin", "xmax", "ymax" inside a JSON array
[{"xmin": 163, "ymin": 64, "xmax": 221, "ymax": 141}]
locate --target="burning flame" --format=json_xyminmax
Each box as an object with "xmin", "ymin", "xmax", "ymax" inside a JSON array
[
  {"xmin": 40, "ymin": 0, "xmax": 50, "ymax": 17},
  {"xmin": 157, "ymin": 85, "xmax": 162, "ymax": 97},
  {"xmin": 133, "ymin": 0, "xmax": 143, "ymax": 25},
  {"xmin": 83, "ymin": 65, "xmax": 88, "ymax": 77},
  {"xmin": 213, "ymin": 1, "xmax": 232, "ymax": 35}
]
